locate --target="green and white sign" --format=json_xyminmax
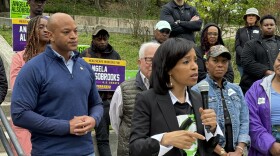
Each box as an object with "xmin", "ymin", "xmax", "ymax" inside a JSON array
[
  {"xmin": 77, "ymin": 45, "xmax": 90, "ymax": 53},
  {"xmin": 10, "ymin": 0, "xmax": 30, "ymax": 18}
]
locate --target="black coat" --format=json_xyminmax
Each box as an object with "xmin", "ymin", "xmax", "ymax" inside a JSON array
[
  {"xmin": 160, "ymin": 1, "xmax": 202, "ymax": 42},
  {"xmin": 235, "ymin": 26, "xmax": 261, "ymax": 65},
  {"xmin": 129, "ymin": 88, "xmax": 219, "ymax": 156},
  {"xmin": 0, "ymin": 56, "xmax": 7, "ymax": 103},
  {"xmin": 240, "ymin": 36, "xmax": 280, "ymax": 94}
]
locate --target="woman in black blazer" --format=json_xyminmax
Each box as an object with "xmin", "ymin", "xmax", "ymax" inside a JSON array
[{"xmin": 129, "ymin": 38, "xmax": 221, "ymax": 156}]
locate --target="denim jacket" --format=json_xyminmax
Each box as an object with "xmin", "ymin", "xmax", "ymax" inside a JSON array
[{"xmin": 192, "ymin": 74, "xmax": 250, "ymax": 148}]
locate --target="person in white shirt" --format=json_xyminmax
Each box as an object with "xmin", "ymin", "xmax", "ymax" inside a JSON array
[{"xmin": 109, "ymin": 42, "xmax": 160, "ymax": 156}]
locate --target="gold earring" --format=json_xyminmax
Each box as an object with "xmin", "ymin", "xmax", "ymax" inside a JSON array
[{"xmin": 167, "ymin": 75, "xmax": 173, "ymax": 88}]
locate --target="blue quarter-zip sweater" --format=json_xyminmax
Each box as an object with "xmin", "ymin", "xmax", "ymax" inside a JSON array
[{"xmin": 11, "ymin": 45, "xmax": 103, "ymax": 156}]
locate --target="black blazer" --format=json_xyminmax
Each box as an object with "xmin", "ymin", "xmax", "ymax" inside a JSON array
[{"xmin": 129, "ymin": 88, "xmax": 219, "ymax": 156}]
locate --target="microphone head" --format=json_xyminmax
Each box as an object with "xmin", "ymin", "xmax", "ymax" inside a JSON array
[{"xmin": 198, "ymin": 80, "xmax": 209, "ymax": 92}]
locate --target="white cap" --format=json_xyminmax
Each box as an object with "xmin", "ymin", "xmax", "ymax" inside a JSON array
[
  {"xmin": 243, "ymin": 8, "xmax": 260, "ymax": 20},
  {"xmin": 154, "ymin": 20, "xmax": 171, "ymax": 31}
]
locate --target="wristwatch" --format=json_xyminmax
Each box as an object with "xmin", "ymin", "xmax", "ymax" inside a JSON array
[{"xmin": 220, "ymin": 148, "xmax": 226, "ymax": 156}]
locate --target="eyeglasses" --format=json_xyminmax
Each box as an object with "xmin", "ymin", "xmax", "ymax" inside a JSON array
[
  {"xmin": 159, "ymin": 29, "xmax": 170, "ymax": 34},
  {"xmin": 142, "ymin": 57, "xmax": 153, "ymax": 64},
  {"xmin": 207, "ymin": 32, "xmax": 218, "ymax": 37}
]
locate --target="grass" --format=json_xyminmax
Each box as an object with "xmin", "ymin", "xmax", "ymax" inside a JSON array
[
  {"xmin": 0, "ymin": 28, "xmax": 142, "ymax": 70},
  {"xmin": 0, "ymin": 28, "xmax": 241, "ymax": 83}
]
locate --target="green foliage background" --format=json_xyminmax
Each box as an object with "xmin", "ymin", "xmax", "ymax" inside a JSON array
[{"xmin": 2, "ymin": 0, "xmax": 280, "ymax": 83}]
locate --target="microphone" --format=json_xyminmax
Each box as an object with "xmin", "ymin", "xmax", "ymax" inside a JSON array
[{"xmin": 198, "ymin": 80, "xmax": 210, "ymax": 133}]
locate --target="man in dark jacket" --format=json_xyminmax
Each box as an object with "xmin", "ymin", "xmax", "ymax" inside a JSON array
[
  {"xmin": 240, "ymin": 15, "xmax": 280, "ymax": 94},
  {"xmin": 160, "ymin": 0, "xmax": 202, "ymax": 42},
  {"xmin": 195, "ymin": 23, "xmax": 234, "ymax": 83},
  {"xmin": 27, "ymin": 0, "xmax": 47, "ymax": 19},
  {"xmin": 80, "ymin": 26, "xmax": 121, "ymax": 156}
]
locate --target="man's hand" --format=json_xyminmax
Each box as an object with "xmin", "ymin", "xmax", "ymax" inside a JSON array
[
  {"xmin": 69, "ymin": 116, "xmax": 96, "ymax": 136},
  {"xmin": 190, "ymin": 15, "xmax": 200, "ymax": 21}
]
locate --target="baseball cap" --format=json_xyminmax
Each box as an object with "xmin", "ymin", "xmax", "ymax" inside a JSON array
[
  {"xmin": 243, "ymin": 8, "xmax": 260, "ymax": 21},
  {"xmin": 207, "ymin": 45, "xmax": 231, "ymax": 60},
  {"xmin": 92, "ymin": 25, "xmax": 109, "ymax": 37},
  {"xmin": 154, "ymin": 21, "xmax": 171, "ymax": 31}
]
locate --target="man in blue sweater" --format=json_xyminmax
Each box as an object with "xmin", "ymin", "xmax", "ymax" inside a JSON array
[{"xmin": 11, "ymin": 13, "xmax": 103, "ymax": 156}]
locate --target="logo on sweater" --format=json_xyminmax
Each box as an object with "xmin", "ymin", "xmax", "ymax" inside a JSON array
[{"xmin": 80, "ymin": 67, "xmax": 84, "ymax": 70}]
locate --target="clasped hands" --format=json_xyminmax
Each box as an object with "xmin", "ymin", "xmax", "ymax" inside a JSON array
[
  {"xmin": 69, "ymin": 115, "xmax": 96, "ymax": 136},
  {"xmin": 161, "ymin": 108, "xmax": 217, "ymax": 150}
]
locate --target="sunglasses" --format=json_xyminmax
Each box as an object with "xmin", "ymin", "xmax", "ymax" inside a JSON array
[{"xmin": 159, "ymin": 29, "xmax": 170, "ymax": 34}]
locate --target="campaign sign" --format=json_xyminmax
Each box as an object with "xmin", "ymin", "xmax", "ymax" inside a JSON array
[
  {"xmin": 10, "ymin": 0, "xmax": 30, "ymax": 18},
  {"xmin": 83, "ymin": 58, "xmax": 126, "ymax": 91},
  {"xmin": 77, "ymin": 45, "xmax": 90, "ymax": 53},
  {"xmin": 12, "ymin": 18, "xmax": 29, "ymax": 51}
]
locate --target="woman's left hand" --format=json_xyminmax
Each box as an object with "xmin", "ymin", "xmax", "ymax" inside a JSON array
[{"xmin": 199, "ymin": 107, "xmax": 217, "ymax": 132}]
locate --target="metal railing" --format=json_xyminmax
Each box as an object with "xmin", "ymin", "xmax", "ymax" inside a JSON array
[{"xmin": 0, "ymin": 106, "xmax": 24, "ymax": 156}]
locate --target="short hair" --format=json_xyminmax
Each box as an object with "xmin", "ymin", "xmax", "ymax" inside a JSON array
[
  {"xmin": 260, "ymin": 14, "xmax": 277, "ymax": 25},
  {"xmin": 138, "ymin": 42, "xmax": 160, "ymax": 59},
  {"xmin": 150, "ymin": 38, "xmax": 195, "ymax": 94}
]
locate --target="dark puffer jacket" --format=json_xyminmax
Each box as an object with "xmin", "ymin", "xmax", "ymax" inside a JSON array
[
  {"xmin": 0, "ymin": 56, "xmax": 7, "ymax": 104},
  {"xmin": 235, "ymin": 26, "xmax": 261, "ymax": 66},
  {"xmin": 195, "ymin": 23, "xmax": 234, "ymax": 83},
  {"xmin": 240, "ymin": 36, "xmax": 280, "ymax": 94}
]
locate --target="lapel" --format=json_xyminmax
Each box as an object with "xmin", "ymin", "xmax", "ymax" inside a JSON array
[
  {"xmin": 188, "ymin": 89, "xmax": 204, "ymax": 134},
  {"xmin": 156, "ymin": 94, "xmax": 179, "ymax": 131}
]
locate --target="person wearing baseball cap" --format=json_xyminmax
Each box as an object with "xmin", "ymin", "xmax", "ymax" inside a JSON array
[
  {"xmin": 235, "ymin": 8, "xmax": 261, "ymax": 77},
  {"xmin": 152, "ymin": 20, "xmax": 171, "ymax": 44},
  {"xmin": 80, "ymin": 25, "xmax": 121, "ymax": 156},
  {"xmin": 192, "ymin": 44, "xmax": 250, "ymax": 156}
]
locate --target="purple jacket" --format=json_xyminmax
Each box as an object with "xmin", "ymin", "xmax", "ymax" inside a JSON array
[{"xmin": 245, "ymin": 74, "xmax": 276, "ymax": 156}]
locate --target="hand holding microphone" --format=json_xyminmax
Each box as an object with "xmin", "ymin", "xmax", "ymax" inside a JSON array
[{"xmin": 198, "ymin": 81, "xmax": 217, "ymax": 133}]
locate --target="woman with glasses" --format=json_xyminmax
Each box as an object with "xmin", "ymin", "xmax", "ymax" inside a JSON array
[
  {"xmin": 235, "ymin": 8, "xmax": 261, "ymax": 77},
  {"xmin": 195, "ymin": 23, "xmax": 234, "ymax": 83}
]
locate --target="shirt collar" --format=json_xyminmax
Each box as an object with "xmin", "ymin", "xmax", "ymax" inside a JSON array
[
  {"xmin": 168, "ymin": 88, "xmax": 192, "ymax": 106},
  {"xmin": 139, "ymin": 71, "xmax": 149, "ymax": 89},
  {"xmin": 51, "ymin": 47, "xmax": 75, "ymax": 63}
]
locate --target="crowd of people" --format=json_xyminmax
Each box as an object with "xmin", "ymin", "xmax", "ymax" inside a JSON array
[{"xmin": 0, "ymin": 0, "xmax": 279, "ymax": 156}]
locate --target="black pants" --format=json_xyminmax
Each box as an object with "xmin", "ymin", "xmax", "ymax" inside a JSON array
[{"xmin": 95, "ymin": 99, "xmax": 112, "ymax": 156}]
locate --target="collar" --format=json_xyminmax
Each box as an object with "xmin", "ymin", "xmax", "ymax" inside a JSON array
[
  {"xmin": 51, "ymin": 48, "xmax": 75, "ymax": 63},
  {"xmin": 206, "ymin": 74, "xmax": 227, "ymax": 89},
  {"xmin": 168, "ymin": 88, "xmax": 192, "ymax": 106},
  {"xmin": 263, "ymin": 36, "xmax": 276, "ymax": 41},
  {"xmin": 140, "ymin": 71, "xmax": 149, "ymax": 89},
  {"xmin": 91, "ymin": 43, "xmax": 114, "ymax": 54}
]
